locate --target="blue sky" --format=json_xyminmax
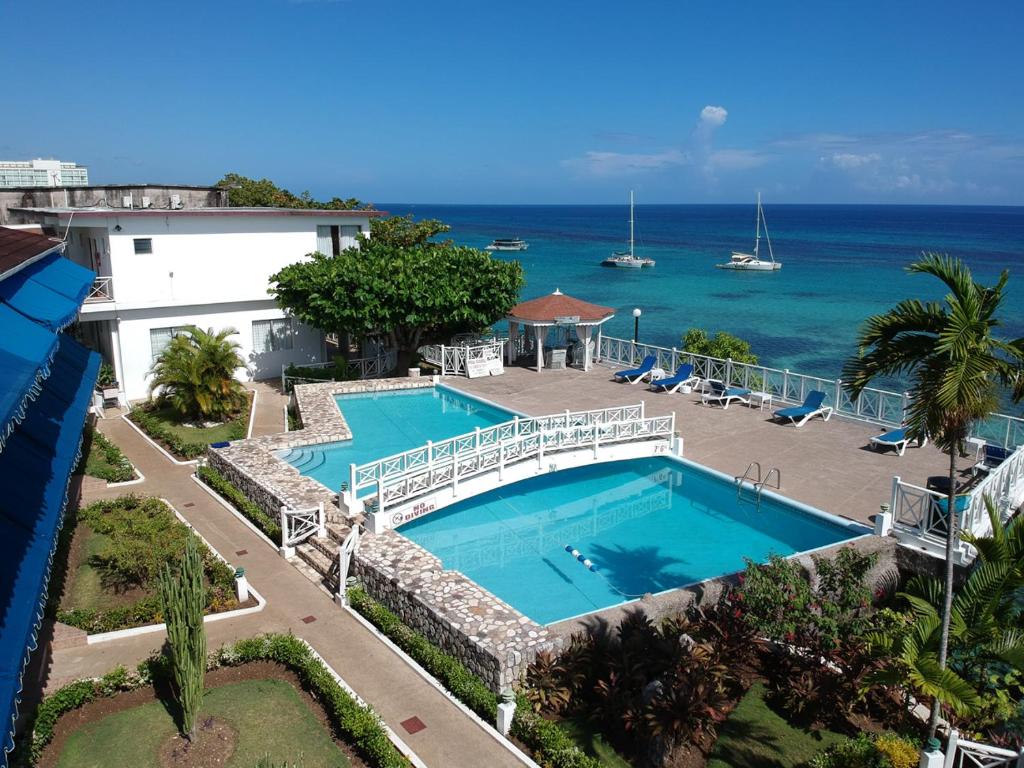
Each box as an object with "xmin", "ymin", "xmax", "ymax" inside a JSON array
[{"xmin": 4, "ymin": 1, "xmax": 1023, "ymax": 204}]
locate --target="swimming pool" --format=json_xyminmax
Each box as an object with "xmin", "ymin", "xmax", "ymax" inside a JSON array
[
  {"xmin": 278, "ymin": 387, "xmax": 512, "ymax": 491},
  {"xmin": 399, "ymin": 456, "xmax": 868, "ymax": 625}
]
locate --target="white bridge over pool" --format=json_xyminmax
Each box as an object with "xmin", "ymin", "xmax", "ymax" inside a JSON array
[{"xmin": 340, "ymin": 403, "xmax": 681, "ymax": 534}]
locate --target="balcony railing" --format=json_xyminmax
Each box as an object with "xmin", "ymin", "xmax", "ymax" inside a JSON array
[{"xmin": 85, "ymin": 276, "xmax": 114, "ymax": 303}]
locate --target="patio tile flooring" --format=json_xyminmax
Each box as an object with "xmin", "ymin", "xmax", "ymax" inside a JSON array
[{"xmin": 444, "ymin": 365, "xmax": 972, "ymax": 528}]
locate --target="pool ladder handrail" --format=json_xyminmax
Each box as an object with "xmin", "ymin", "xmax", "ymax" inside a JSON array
[
  {"xmin": 736, "ymin": 461, "xmax": 762, "ymax": 499},
  {"xmin": 736, "ymin": 462, "xmax": 781, "ymax": 510}
]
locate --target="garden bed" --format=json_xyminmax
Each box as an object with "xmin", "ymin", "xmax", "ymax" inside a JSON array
[
  {"xmin": 76, "ymin": 426, "xmax": 137, "ymax": 484},
  {"xmin": 16, "ymin": 635, "xmax": 408, "ymax": 768},
  {"xmin": 39, "ymin": 663, "xmax": 360, "ymax": 768},
  {"xmin": 50, "ymin": 496, "xmax": 252, "ymax": 635},
  {"xmin": 127, "ymin": 391, "xmax": 252, "ymax": 460}
]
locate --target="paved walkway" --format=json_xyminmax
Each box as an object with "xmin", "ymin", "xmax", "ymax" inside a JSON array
[
  {"xmin": 249, "ymin": 380, "xmax": 290, "ymax": 437},
  {"xmin": 36, "ymin": 391, "xmax": 525, "ymax": 768}
]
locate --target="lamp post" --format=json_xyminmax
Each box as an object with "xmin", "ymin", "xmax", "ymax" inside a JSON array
[{"xmin": 632, "ymin": 308, "xmax": 642, "ymax": 361}]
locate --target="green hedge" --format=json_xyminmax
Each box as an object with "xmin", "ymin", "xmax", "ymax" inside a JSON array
[
  {"xmin": 13, "ymin": 634, "xmax": 408, "ymax": 768},
  {"xmin": 128, "ymin": 406, "xmax": 211, "ymax": 459},
  {"xmin": 347, "ymin": 587, "xmax": 598, "ymax": 768},
  {"xmin": 79, "ymin": 426, "xmax": 135, "ymax": 483},
  {"xmin": 196, "ymin": 465, "xmax": 282, "ymax": 544}
]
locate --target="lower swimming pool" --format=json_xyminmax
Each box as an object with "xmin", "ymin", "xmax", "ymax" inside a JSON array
[{"xmin": 399, "ymin": 456, "xmax": 868, "ymax": 625}]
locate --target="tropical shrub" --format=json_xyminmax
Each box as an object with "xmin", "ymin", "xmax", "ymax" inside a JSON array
[
  {"xmin": 733, "ymin": 555, "xmax": 813, "ymax": 643},
  {"xmin": 128, "ymin": 405, "xmax": 214, "ymax": 459},
  {"xmin": 149, "ymin": 325, "xmax": 247, "ymax": 422},
  {"xmin": 96, "ymin": 361, "xmax": 117, "ymax": 387},
  {"xmin": 196, "ymin": 465, "xmax": 282, "ymax": 544},
  {"xmin": 682, "ymin": 328, "xmax": 758, "ymax": 364},
  {"xmin": 808, "ymin": 732, "xmax": 919, "ymax": 768}
]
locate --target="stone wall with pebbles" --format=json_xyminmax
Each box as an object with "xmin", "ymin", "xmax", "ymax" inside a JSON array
[{"xmin": 205, "ymin": 376, "xmax": 558, "ymax": 691}]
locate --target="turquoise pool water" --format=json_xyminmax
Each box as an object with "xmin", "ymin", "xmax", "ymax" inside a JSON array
[
  {"xmin": 278, "ymin": 387, "xmax": 512, "ymax": 491},
  {"xmin": 400, "ymin": 457, "xmax": 867, "ymax": 625}
]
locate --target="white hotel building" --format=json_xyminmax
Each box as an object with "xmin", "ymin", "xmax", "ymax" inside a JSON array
[{"xmin": 11, "ymin": 206, "xmax": 383, "ymax": 403}]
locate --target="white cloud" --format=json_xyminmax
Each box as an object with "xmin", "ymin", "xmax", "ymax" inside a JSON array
[
  {"xmin": 699, "ymin": 105, "xmax": 728, "ymax": 127},
  {"xmin": 826, "ymin": 152, "xmax": 881, "ymax": 169},
  {"xmin": 562, "ymin": 149, "xmax": 689, "ymax": 177}
]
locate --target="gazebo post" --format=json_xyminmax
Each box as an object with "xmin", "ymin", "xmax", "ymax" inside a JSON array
[
  {"xmin": 581, "ymin": 325, "xmax": 592, "ymax": 371},
  {"xmin": 507, "ymin": 320, "xmax": 518, "ymax": 365},
  {"xmin": 535, "ymin": 325, "xmax": 544, "ymax": 373}
]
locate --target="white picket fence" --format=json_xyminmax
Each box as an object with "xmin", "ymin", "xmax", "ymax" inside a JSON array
[{"xmin": 596, "ymin": 335, "xmax": 1024, "ymax": 447}]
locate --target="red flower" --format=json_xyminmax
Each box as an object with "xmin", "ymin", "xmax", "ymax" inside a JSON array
[
  {"xmin": 874, "ymin": 587, "xmax": 885, "ymax": 599},
  {"xmin": 785, "ymin": 632, "xmax": 795, "ymax": 643},
  {"xmin": 733, "ymin": 608, "xmax": 742, "ymax": 619}
]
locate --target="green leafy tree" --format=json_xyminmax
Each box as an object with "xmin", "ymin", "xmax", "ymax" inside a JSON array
[
  {"xmin": 843, "ymin": 253, "xmax": 1024, "ymax": 737},
  {"xmin": 215, "ymin": 173, "xmax": 368, "ymax": 210},
  {"xmin": 158, "ymin": 534, "xmax": 207, "ymax": 741},
  {"xmin": 682, "ymin": 328, "xmax": 758, "ymax": 364},
  {"xmin": 148, "ymin": 326, "xmax": 247, "ymax": 423},
  {"xmin": 368, "ymin": 214, "xmax": 451, "ymax": 248},
  {"xmin": 271, "ymin": 240, "xmax": 523, "ymax": 372}
]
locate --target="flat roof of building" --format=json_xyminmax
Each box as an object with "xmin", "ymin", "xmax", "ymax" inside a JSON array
[
  {"xmin": 11, "ymin": 206, "xmax": 386, "ymax": 219},
  {"xmin": 2, "ymin": 183, "xmax": 221, "ymax": 191},
  {"xmin": 0, "ymin": 227, "xmax": 63, "ymax": 281}
]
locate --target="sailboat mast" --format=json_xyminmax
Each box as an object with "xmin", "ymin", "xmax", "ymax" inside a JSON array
[
  {"xmin": 754, "ymin": 192, "xmax": 761, "ymax": 260},
  {"xmin": 629, "ymin": 190, "xmax": 635, "ymax": 258}
]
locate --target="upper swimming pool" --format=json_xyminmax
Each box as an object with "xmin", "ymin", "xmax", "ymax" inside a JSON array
[
  {"xmin": 400, "ymin": 456, "xmax": 868, "ymax": 625},
  {"xmin": 278, "ymin": 387, "xmax": 512, "ymax": 492}
]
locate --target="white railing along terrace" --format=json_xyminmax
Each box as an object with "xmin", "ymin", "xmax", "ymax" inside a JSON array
[
  {"xmin": 279, "ymin": 502, "xmax": 325, "ymax": 555},
  {"xmin": 348, "ymin": 403, "xmax": 648, "ymax": 498},
  {"xmin": 280, "ymin": 351, "xmax": 396, "ymax": 391},
  {"xmin": 890, "ymin": 443, "xmax": 1024, "ymax": 561},
  {"xmin": 943, "ymin": 729, "xmax": 1023, "ymax": 768},
  {"xmin": 419, "ymin": 340, "xmax": 505, "ymax": 376},
  {"xmin": 374, "ymin": 413, "xmax": 675, "ymax": 512},
  {"xmin": 597, "ymin": 335, "xmax": 1024, "ymax": 447}
]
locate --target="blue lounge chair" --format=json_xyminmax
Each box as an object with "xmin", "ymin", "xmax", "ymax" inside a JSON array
[
  {"xmin": 773, "ymin": 390, "xmax": 832, "ymax": 427},
  {"xmin": 701, "ymin": 380, "xmax": 751, "ymax": 409},
  {"xmin": 976, "ymin": 444, "xmax": 1011, "ymax": 475},
  {"xmin": 869, "ymin": 427, "xmax": 927, "ymax": 456},
  {"xmin": 613, "ymin": 354, "xmax": 657, "ymax": 384},
  {"xmin": 649, "ymin": 363, "xmax": 699, "ymax": 393}
]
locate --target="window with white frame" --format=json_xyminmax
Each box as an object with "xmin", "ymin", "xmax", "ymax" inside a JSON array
[
  {"xmin": 315, "ymin": 224, "xmax": 363, "ymax": 256},
  {"xmin": 252, "ymin": 318, "xmax": 295, "ymax": 353},
  {"xmin": 133, "ymin": 238, "xmax": 153, "ymax": 254},
  {"xmin": 149, "ymin": 326, "xmax": 188, "ymax": 363}
]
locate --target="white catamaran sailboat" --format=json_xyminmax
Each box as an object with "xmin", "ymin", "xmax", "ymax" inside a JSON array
[
  {"xmin": 716, "ymin": 193, "xmax": 781, "ymax": 271},
  {"xmin": 601, "ymin": 191, "xmax": 655, "ymax": 269}
]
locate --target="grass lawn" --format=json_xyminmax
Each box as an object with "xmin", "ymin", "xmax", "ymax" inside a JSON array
[
  {"xmin": 706, "ymin": 683, "xmax": 846, "ymax": 768},
  {"xmin": 558, "ymin": 716, "xmax": 632, "ymax": 768},
  {"xmin": 55, "ymin": 679, "xmax": 349, "ymax": 768},
  {"xmin": 145, "ymin": 402, "xmax": 247, "ymax": 444},
  {"xmin": 61, "ymin": 529, "xmax": 139, "ymax": 613}
]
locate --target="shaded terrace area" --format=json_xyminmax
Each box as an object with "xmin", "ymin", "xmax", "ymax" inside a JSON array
[{"xmin": 443, "ymin": 365, "xmax": 974, "ymax": 528}]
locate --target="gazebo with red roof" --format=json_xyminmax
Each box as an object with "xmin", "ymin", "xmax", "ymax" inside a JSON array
[{"xmin": 506, "ymin": 289, "xmax": 615, "ymax": 372}]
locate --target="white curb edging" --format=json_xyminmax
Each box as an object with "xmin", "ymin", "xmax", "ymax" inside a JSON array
[
  {"xmin": 85, "ymin": 498, "xmax": 267, "ymax": 645},
  {"xmin": 342, "ymin": 603, "xmax": 541, "ymax": 768},
  {"xmin": 299, "ymin": 639, "xmax": 428, "ymax": 768},
  {"xmin": 190, "ymin": 473, "xmax": 278, "ymax": 552},
  {"xmin": 120, "ymin": 413, "xmax": 200, "ymax": 466}
]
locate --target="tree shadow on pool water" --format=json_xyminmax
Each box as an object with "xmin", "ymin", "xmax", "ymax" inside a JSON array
[{"xmin": 587, "ymin": 543, "xmax": 691, "ymax": 597}]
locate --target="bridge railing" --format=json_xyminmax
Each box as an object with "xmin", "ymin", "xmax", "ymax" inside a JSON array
[
  {"xmin": 278, "ymin": 502, "xmax": 325, "ymax": 557},
  {"xmin": 374, "ymin": 412, "xmax": 676, "ymax": 512},
  {"xmin": 348, "ymin": 403, "xmax": 647, "ymax": 500},
  {"xmin": 596, "ymin": 334, "xmax": 1023, "ymax": 444}
]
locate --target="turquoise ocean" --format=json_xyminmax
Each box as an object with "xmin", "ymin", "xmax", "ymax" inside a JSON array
[{"xmin": 385, "ymin": 203, "xmax": 1024, "ymax": 410}]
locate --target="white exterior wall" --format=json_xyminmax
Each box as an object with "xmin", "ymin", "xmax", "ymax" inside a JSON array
[
  {"xmin": 65, "ymin": 210, "xmax": 374, "ymax": 402},
  {"xmin": 115, "ymin": 302, "xmax": 324, "ymax": 401}
]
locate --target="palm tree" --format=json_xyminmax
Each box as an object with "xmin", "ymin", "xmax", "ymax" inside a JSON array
[
  {"xmin": 843, "ymin": 253, "xmax": 1024, "ymax": 737},
  {"xmin": 149, "ymin": 326, "xmax": 247, "ymax": 422}
]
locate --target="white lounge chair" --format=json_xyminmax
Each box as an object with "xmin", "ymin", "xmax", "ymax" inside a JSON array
[
  {"xmin": 869, "ymin": 427, "xmax": 927, "ymax": 456},
  {"xmin": 773, "ymin": 391, "xmax": 832, "ymax": 427}
]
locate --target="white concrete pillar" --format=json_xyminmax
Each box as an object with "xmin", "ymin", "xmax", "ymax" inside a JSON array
[
  {"xmin": 496, "ymin": 699, "xmax": 516, "ymax": 736},
  {"xmin": 874, "ymin": 503, "xmax": 893, "ymax": 537},
  {"xmin": 535, "ymin": 326, "xmax": 544, "ymax": 372},
  {"xmin": 279, "ymin": 507, "xmax": 295, "ymax": 559},
  {"xmin": 235, "ymin": 569, "xmax": 250, "ymax": 602}
]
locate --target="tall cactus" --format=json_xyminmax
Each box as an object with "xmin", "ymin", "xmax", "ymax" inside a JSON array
[{"xmin": 159, "ymin": 533, "xmax": 207, "ymax": 740}]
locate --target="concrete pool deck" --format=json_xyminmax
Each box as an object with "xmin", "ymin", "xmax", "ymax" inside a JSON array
[{"xmin": 443, "ymin": 364, "xmax": 974, "ymax": 529}]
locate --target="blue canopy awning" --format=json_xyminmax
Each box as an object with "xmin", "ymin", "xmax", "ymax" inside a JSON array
[
  {"xmin": 0, "ymin": 304, "xmax": 59, "ymax": 454},
  {"xmin": 0, "ymin": 252, "xmax": 94, "ymax": 333},
  {"xmin": 0, "ymin": 335, "xmax": 99, "ymax": 756}
]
